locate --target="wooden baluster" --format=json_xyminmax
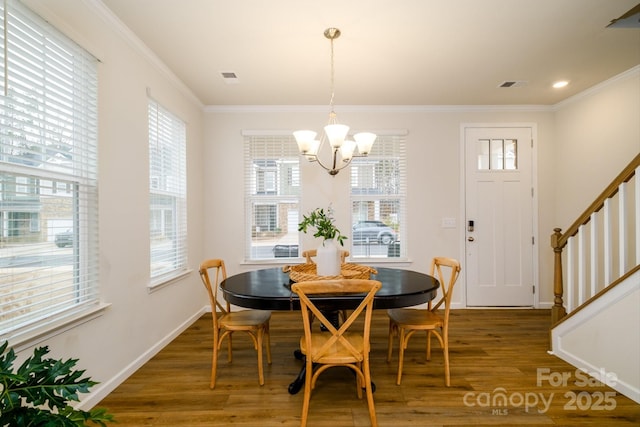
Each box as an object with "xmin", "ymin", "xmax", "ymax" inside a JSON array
[{"xmin": 551, "ymin": 228, "xmax": 567, "ymax": 324}]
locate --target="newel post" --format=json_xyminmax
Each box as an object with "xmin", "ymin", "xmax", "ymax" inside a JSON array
[{"xmin": 551, "ymin": 228, "xmax": 567, "ymax": 324}]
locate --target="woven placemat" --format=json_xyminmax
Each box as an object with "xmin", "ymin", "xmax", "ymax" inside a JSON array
[{"xmin": 282, "ymin": 263, "xmax": 378, "ymax": 282}]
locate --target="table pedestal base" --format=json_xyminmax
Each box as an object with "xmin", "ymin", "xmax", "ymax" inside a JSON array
[{"xmin": 287, "ymin": 349, "xmax": 306, "ymax": 394}]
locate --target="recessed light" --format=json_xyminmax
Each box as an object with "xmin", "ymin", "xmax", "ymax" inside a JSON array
[{"xmin": 553, "ymin": 81, "xmax": 569, "ymax": 89}]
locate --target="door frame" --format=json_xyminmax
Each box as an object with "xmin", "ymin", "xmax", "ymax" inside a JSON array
[{"xmin": 459, "ymin": 123, "xmax": 540, "ymax": 308}]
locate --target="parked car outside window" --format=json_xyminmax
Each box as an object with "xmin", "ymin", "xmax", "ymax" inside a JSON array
[
  {"xmin": 55, "ymin": 230, "xmax": 73, "ymax": 248},
  {"xmin": 352, "ymin": 221, "xmax": 396, "ymax": 245}
]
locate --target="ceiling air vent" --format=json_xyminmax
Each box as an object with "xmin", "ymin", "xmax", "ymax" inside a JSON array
[
  {"xmin": 220, "ymin": 71, "xmax": 239, "ymax": 84},
  {"xmin": 498, "ymin": 80, "xmax": 528, "ymax": 88}
]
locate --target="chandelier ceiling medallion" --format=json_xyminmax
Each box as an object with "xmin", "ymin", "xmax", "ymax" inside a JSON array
[{"xmin": 294, "ymin": 28, "xmax": 376, "ymax": 176}]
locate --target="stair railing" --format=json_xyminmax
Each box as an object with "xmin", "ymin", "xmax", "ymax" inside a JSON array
[{"xmin": 551, "ymin": 153, "xmax": 640, "ymax": 324}]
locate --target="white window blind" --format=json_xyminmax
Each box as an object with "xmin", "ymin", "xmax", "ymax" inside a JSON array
[
  {"xmin": 0, "ymin": 0, "xmax": 99, "ymax": 341},
  {"xmin": 350, "ymin": 134, "xmax": 406, "ymax": 259},
  {"xmin": 244, "ymin": 134, "xmax": 300, "ymax": 260},
  {"xmin": 148, "ymin": 99, "xmax": 187, "ymax": 285}
]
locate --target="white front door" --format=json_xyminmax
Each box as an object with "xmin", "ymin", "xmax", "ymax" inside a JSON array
[{"xmin": 465, "ymin": 126, "xmax": 534, "ymax": 306}]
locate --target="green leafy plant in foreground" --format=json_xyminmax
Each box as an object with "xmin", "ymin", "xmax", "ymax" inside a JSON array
[
  {"xmin": 0, "ymin": 340, "xmax": 114, "ymax": 426},
  {"xmin": 298, "ymin": 206, "xmax": 347, "ymax": 246}
]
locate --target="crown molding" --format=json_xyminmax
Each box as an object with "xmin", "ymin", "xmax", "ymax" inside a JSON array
[
  {"xmin": 204, "ymin": 104, "xmax": 553, "ymax": 114},
  {"xmin": 87, "ymin": 0, "xmax": 203, "ymax": 108},
  {"xmin": 552, "ymin": 65, "xmax": 640, "ymax": 111}
]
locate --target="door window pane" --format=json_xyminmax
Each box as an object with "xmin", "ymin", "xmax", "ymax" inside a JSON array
[
  {"xmin": 477, "ymin": 139, "xmax": 490, "ymax": 169},
  {"xmin": 504, "ymin": 139, "xmax": 517, "ymax": 170},
  {"xmin": 478, "ymin": 139, "xmax": 518, "ymax": 171},
  {"xmin": 491, "ymin": 139, "xmax": 504, "ymax": 170}
]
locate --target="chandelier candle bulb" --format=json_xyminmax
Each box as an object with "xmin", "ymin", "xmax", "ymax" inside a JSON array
[
  {"xmin": 354, "ymin": 132, "xmax": 377, "ymax": 155},
  {"xmin": 324, "ymin": 123, "xmax": 349, "ymax": 148},
  {"xmin": 340, "ymin": 140, "xmax": 356, "ymax": 162},
  {"xmin": 293, "ymin": 130, "xmax": 317, "ymax": 153}
]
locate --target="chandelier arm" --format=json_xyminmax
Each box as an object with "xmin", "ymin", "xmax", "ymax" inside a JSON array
[
  {"xmin": 304, "ymin": 151, "xmax": 352, "ymax": 176},
  {"xmin": 306, "ymin": 152, "xmax": 339, "ymax": 175},
  {"xmin": 331, "ymin": 148, "xmax": 338, "ymax": 172}
]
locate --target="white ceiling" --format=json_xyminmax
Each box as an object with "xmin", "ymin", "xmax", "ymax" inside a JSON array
[{"xmin": 96, "ymin": 0, "xmax": 640, "ymax": 106}]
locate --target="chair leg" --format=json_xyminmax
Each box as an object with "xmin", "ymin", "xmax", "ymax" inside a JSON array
[
  {"xmin": 355, "ymin": 362, "xmax": 363, "ymax": 399},
  {"xmin": 299, "ymin": 358, "xmax": 313, "ymax": 427},
  {"xmin": 265, "ymin": 324, "xmax": 272, "ymax": 365},
  {"xmin": 396, "ymin": 328, "xmax": 406, "ymax": 385},
  {"xmin": 363, "ymin": 358, "xmax": 378, "ymax": 427},
  {"xmin": 386, "ymin": 321, "xmax": 395, "ymax": 362},
  {"xmin": 257, "ymin": 329, "xmax": 265, "ymax": 386},
  {"xmin": 227, "ymin": 333, "xmax": 233, "ymax": 362},
  {"xmin": 210, "ymin": 332, "xmax": 219, "ymax": 389},
  {"xmin": 443, "ymin": 331, "xmax": 450, "ymax": 387},
  {"xmin": 426, "ymin": 330, "xmax": 432, "ymax": 361}
]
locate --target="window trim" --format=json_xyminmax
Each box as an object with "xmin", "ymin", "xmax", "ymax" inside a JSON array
[
  {"xmin": 147, "ymin": 98, "xmax": 188, "ymax": 289},
  {"xmin": 0, "ymin": 0, "xmax": 100, "ymax": 344},
  {"xmin": 243, "ymin": 132, "xmax": 301, "ymax": 263},
  {"xmin": 350, "ymin": 133, "xmax": 408, "ymax": 262}
]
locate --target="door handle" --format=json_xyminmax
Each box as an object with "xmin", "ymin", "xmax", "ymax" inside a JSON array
[{"xmin": 468, "ymin": 237, "xmax": 475, "ymax": 242}]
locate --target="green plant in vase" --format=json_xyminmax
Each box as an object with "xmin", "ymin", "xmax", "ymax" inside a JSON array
[{"xmin": 298, "ymin": 206, "xmax": 347, "ymax": 246}]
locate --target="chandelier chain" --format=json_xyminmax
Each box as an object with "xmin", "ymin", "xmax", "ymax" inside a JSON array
[{"xmin": 328, "ymin": 34, "xmax": 335, "ymax": 117}]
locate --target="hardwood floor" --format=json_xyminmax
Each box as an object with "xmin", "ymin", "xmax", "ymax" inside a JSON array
[{"xmin": 97, "ymin": 309, "xmax": 640, "ymax": 426}]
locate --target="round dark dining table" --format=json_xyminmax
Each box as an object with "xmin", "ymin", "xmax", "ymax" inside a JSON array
[
  {"xmin": 220, "ymin": 266, "xmax": 440, "ymax": 311},
  {"xmin": 220, "ymin": 265, "xmax": 439, "ymax": 394}
]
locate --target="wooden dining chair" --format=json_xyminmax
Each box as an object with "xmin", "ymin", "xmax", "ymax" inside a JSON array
[
  {"xmin": 386, "ymin": 256, "xmax": 461, "ymax": 386},
  {"xmin": 291, "ymin": 279, "xmax": 381, "ymax": 427},
  {"xmin": 198, "ymin": 259, "xmax": 272, "ymax": 388},
  {"xmin": 301, "ymin": 248, "xmax": 349, "ymax": 264}
]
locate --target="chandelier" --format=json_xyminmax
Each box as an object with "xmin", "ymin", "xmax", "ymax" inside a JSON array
[{"xmin": 294, "ymin": 28, "xmax": 376, "ymax": 176}]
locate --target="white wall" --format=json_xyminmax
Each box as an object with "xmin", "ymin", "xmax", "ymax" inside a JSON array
[
  {"xmin": 16, "ymin": 0, "xmax": 206, "ymax": 406},
  {"xmin": 554, "ymin": 67, "xmax": 640, "ymax": 228}
]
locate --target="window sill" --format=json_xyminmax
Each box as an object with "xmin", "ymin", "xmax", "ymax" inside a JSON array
[
  {"xmin": 242, "ymin": 257, "xmax": 413, "ymax": 266},
  {"xmin": 241, "ymin": 258, "xmax": 304, "ymax": 266},
  {"xmin": 9, "ymin": 302, "xmax": 111, "ymax": 352},
  {"xmin": 353, "ymin": 257, "xmax": 413, "ymax": 265},
  {"xmin": 147, "ymin": 269, "xmax": 193, "ymax": 293}
]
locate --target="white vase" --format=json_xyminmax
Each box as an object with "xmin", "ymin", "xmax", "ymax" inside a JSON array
[{"xmin": 315, "ymin": 239, "xmax": 342, "ymax": 276}]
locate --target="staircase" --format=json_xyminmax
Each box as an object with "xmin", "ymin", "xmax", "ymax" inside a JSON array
[{"xmin": 549, "ymin": 153, "xmax": 639, "ymax": 403}]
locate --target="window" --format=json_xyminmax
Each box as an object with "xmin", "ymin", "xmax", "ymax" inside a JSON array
[
  {"xmin": 244, "ymin": 134, "xmax": 300, "ymax": 260},
  {"xmin": 0, "ymin": 0, "xmax": 98, "ymax": 342},
  {"xmin": 477, "ymin": 139, "xmax": 518, "ymax": 170},
  {"xmin": 350, "ymin": 135, "xmax": 406, "ymax": 259},
  {"xmin": 148, "ymin": 100, "xmax": 187, "ymax": 285}
]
